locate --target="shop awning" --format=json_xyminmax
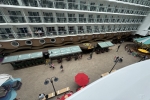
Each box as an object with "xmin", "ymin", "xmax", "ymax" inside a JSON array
[
  {"xmin": 98, "ymin": 41, "xmax": 114, "ymax": 48},
  {"xmin": 105, "ymin": 41, "xmax": 114, "ymax": 47},
  {"xmin": 2, "ymin": 55, "xmax": 18, "ymax": 64},
  {"xmin": 48, "ymin": 46, "xmax": 82, "ymax": 58},
  {"xmin": 2, "ymin": 52, "xmax": 43, "ymax": 64}
]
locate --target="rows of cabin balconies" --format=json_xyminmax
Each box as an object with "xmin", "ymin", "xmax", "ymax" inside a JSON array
[
  {"xmin": 0, "ymin": 0, "xmax": 149, "ymax": 16},
  {"xmin": 0, "ymin": 15, "xmax": 144, "ymax": 24},
  {"xmin": 117, "ymin": 0, "xmax": 150, "ymax": 6},
  {"xmin": 0, "ymin": 24, "xmax": 139, "ymax": 40}
]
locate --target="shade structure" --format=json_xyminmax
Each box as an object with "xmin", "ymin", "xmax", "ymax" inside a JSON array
[
  {"xmin": 48, "ymin": 46, "xmax": 82, "ymax": 58},
  {"xmin": 134, "ymin": 36, "xmax": 150, "ymax": 45},
  {"xmin": 98, "ymin": 41, "xmax": 114, "ymax": 48},
  {"xmin": 75, "ymin": 73, "xmax": 89, "ymax": 86}
]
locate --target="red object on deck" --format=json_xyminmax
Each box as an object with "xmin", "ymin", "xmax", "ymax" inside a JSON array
[
  {"xmin": 77, "ymin": 86, "xmax": 86, "ymax": 91},
  {"xmin": 75, "ymin": 73, "xmax": 89, "ymax": 86},
  {"xmin": 59, "ymin": 92, "xmax": 73, "ymax": 100}
]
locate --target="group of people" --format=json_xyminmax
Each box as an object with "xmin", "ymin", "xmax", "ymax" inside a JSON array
[{"xmin": 49, "ymin": 62, "xmax": 64, "ymax": 71}]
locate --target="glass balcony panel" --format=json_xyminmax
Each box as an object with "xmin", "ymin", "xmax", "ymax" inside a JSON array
[
  {"xmin": 55, "ymin": 1, "xmax": 66, "ymax": 9},
  {"xmin": 9, "ymin": 16, "xmax": 26, "ymax": 23},
  {"xmin": 46, "ymin": 31, "xmax": 57, "ymax": 36},
  {"xmin": 0, "ymin": 33, "xmax": 15, "ymax": 40},
  {"xmin": 0, "ymin": 0, "xmax": 19, "ymax": 5},
  {"xmin": 44, "ymin": 17, "xmax": 55, "ymax": 23},
  {"xmin": 79, "ymin": 18, "xmax": 86, "ymax": 23},
  {"xmin": 68, "ymin": 18, "xmax": 77, "ymax": 23},
  {"xmin": 57, "ymin": 18, "xmax": 66, "ymax": 23},
  {"xmin": 33, "ymin": 32, "xmax": 45, "ymax": 37},
  {"xmin": 58, "ymin": 31, "xmax": 67, "ymax": 35},
  {"xmin": 23, "ymin": 0, "xmax": 38, "ymax": 7},
  {"xmin": 28, "ymin": 16, "xmax": 41, "ymax": 23},
  {"xmin": 90, "ymin": 5, "xmax": 97, "ymax": 11},
  {"xmin": 41, "ymin": 0, "xmax": 53, "ymax": 8},
  {"xmin": 80, "ymin": 4, "xmax": 88, "ymax": 10},
  {"xmin": 97, "ymin": 19, "xmax": 103, "ymax": 23},
  {"xmin": 88, "ymin": 18, "xmax": 95, "ymax": 23},
  {"xmin": 16, "ymin": 33, "xmax": 32, "ymax": 38},
  {"xmin": 0, "ymin": 16, "xmax": 5, "ymax": 23},
  {"xmin": 68, "ymin": 31, "xmax": 77, "ymax": 35},
  {"xmin": 68, "ymin": 3, "xmax": 78, "ymax": 10},
  {"xmin": 99, "ymin": 6, "xmax": 105, "ymax": 12}
]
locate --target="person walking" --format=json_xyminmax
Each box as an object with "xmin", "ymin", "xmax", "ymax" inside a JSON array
[
  {"xmin": 116, "ymin": 44, "xmax": 121, "ymax": 52},
  {"xmin": 60, "ymin": 64, "xmax": 63, "ymax": 72},
  {"xmin": 50, "ymin": 63, "xmax": 55, "ymax": 69},
  {"xmin": 87, "ymin": 52, "xmax": 93, "ymax": 60}
]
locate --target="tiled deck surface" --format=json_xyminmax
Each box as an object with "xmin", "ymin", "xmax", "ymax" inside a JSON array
[{"xmin": 0, "ymin": 42, "xmax": 140, "ymax": 100}]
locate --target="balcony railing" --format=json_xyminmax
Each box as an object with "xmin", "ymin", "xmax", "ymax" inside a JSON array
[
  {"xmin": 28, "ymin": 16, "xmax": 42, "ymax": 23},
  {"xmin": 9, "ymin": 15, "xmax": 26, "ymax": 23},
  {"xmin": 44, "ymin": 17, "xmax": 55, "ymax": 23},
  {"xmin": 58, "ymin": 31, "xmax": 67, "ymax": 35},
  {"xmin": 46, "ymin": 31, "xmax": 57, "ymax": 36},
  {"xmin": 0, "ymin": 33, "xmax": 15, "ymax": 40},
  {"xmin": 16, "ymin": 33, "xmax": 32, "ymax": 38},
  {"xmin": 33, "ymin": 32, "xmax": 45, "ymax": 37}
]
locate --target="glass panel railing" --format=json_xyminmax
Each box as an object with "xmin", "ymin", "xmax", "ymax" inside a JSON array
[
  {"xmin": 0, "ymin": 16, "xmax": 6, "ymax": 23},
  {"xmin": 33, "ymin": 32, "xmax": 45, "ymax": 37},
  {"xmin": 68, "ymin": 18, "xmax": 77, "ymax": 23},
  {"xmin": 55, "ymin": 1, "xmax": 66, "ymax": 9},
  {"xmin": 68, "ymin": 2, "xmax": 78, "ymax": 10},
  {"xmin": 97, "ymin": 19, "xmax": 103, "ymax": 23},
  {"xmin": 0, "ymin": 0, "xmax": 19, "ymax": 5},
  {"xmin": 40, "ymin": 2, "xmax": 54, "ymax": 8},
  {"xmin": 87, "ymin": 30, "xmax": 93, "ymax": 33},
  {"xmin": 90, "ymin": 5, "xmax": 97, "ymax": 11},
  {"xmin": 57, "ymin": 18, "xmax": 67, "ymax": 23},
  {"xmin": 28, "ymin": 16, "xmax": 42, "ymax": 23},
  {"xmin": 16, "ymin": 33, "xmax": 32, "ymax": 38},
  {"xmin": 22, "ymin": 0, "xmax": 38, "ymax": 7},
  {"xmin": 9, "ymin": 15, "xmax": 26, "ymax": 23},
  {"xmin": 44, "ymin": 17, "xmax": 55, "ymax": 23},
  {"xmin": 68, "ymin": 31, "xmax": 77, "ymax": 35},
  {"xmin": 58, "ymin": 31, "xmax": 67, "ymax": 35},
  {"xmin": 78, "ymin": 30, "xmax": 85, "ymax": 34},
  {"xmin": 46, "ymin": 31, "xmax": 57, "ymax": 36},
  {"xmin": 79, "ymin": 18, "xmax": 87, "ymax": 23},
  {"xmin": 88, "ymin": 18, "xmax": 95, "ymax": 23},
  {"xmin": 0, "ymin": 33, "xmax": 15, "ymax": 40},
  {"xmin": 80, "ymin": 4, "xmax": 88, "ymax": 10}
]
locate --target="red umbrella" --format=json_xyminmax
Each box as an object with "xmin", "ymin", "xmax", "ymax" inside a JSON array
[
  {"xmin": 59, "ymin": 92, "xmax": 73, "ymax": 100},
  {"xmin": 75, "ymin": 73, "xmax": 89, "ymax": 86}
]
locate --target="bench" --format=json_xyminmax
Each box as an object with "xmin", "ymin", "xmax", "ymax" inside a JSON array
[
  {"xmin": 101, "ymin": 69, "xmax": 117, "ymax": 77},
  {"xmin": 42, "ymin": 92, "xmax": 55, "ymax": 100},
  {"xmin": 57, "ymin": 87, "xmax": 70, "ymax": 95}
]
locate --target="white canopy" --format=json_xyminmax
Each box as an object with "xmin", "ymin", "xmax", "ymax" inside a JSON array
[
  {"xmin": 67, "ymin": 60, "xmax": 150, "ymax": 100},
  {"xmin": 0, "ymin": 74, "xmax": 13, "ymax": 86}
]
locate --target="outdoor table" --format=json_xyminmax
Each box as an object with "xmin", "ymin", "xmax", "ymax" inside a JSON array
[
  {"xmin": 2, "ymin": 55, "xmax": 18, "ymax": 64},
  {"xmin": 59, "ymin": 92, "xmax": 73, "ymax": 100}
]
